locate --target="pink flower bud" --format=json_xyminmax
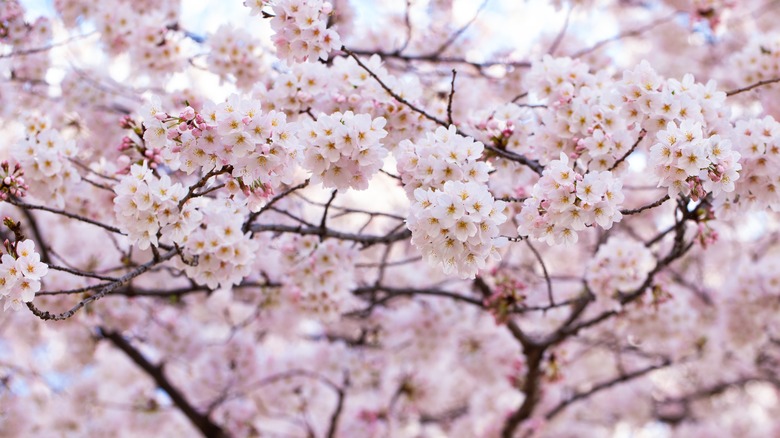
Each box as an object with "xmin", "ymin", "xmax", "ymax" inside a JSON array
[{"xmin": 180, "ymin": 106, "xmax": 196, "ymax": 121}]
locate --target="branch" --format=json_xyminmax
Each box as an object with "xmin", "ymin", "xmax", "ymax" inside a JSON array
[
  {"xmin": 501, "ymin": 347, "xmax": 545, "ymax": 438},
  {"xmin": 27, "ymin": 250, "xmax": 177, "ymax": 320},
  {"xmin": 545, "ymin": 359, "xmax": 672, "ymax": 420},
  {"xmin": 48, "ymin": 264, "xmax": 119, "ymax": 282},
  {"xmin": 620, "ymin": 194, "xmax": 670, "ymax": 216},
  {"xmin": 546, "ymin": 203, "xmax": 695, "ymax": 345},
  {"xmin": 547, "ymin": 5, "xmax": 573, "ymax": 56},
  {"xmin": 250, "ymin": 223, "xmax": 411, "ymax": 248},
  {"xmin": 726, "ymin": 77, "xmax": 780, "ymax": 96},
  {"xmin": 0, "ymin": 31, "xmax": 97, "ymax": 59},
  {"xmin": 345, "ymin": 47, "xmax": 545, "ymax": 176},
  {"xmin": 484, "ymin": 144, "xmax": 544, "ymax": 175},
  {"xmin": 342, "ymin": 46, "xmax": 450, "ymax": 127},
  {"xmin": 178, "ymin": 166, "xmax": 232, "ymax": 210},
  {"xmin": 243, "ymin": 180, "xmax": 310, "ymax": 233},
  {"xmin": 570, "ymin": 12, "xmax": 680, "ymax": 59},
  {"xmin": 8, "ymin": 198, "xmax": 126, "ymax": 235},
  {"xmin": 319, "ymin": 190, "xmax": 338, "ymax": 241},
  {"xmin": 395, "ymin": 0, "xmax": 413, "ymax": 54},
  {"xmin": 17, "ymin": 207, "xmax": 50, "ymax": 264},
  {"xmin": 352, "ymin": 284, "xmax": 484, "ymax": 311},
  {"xmin": 325, "ymin": 373, "xmax": 349, "ymax": 438},
  {"xmin": 525, "ymin": 240, "xmax": 554, "ymax": 307},
  {"xmin": 609, "ymin": 129, "xmax": 645, "ymax": 171},
  {"xmin": 98, "ymin": 328, "xmax": 226, "ymax": 437},
  {"xmin": 430, "ymin": 0, "xmax": 490, "ymax": 57},
  {"xmin": 447, "ymin": 69, "xmax": 457, "ymax": 126},
  {"xmin": 349, "ymin": 49, "xmax": 532, "ymax": 70}
]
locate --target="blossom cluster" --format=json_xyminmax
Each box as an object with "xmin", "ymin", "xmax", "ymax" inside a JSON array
[
  {"xmin": 135, "ymin": 95, "xmax": 301, "ymax": 210},
  {"xmin": 714, "ymin": 116, "xmax": 780, "ymax": 216},
  {"xmin": 263, "ymin": 0, "xmax": 341, "ymax": 64},
  {"xmin": 396, "ymin": 125, "xmax": 491, "ymax": 197},
  {"xmin": 407, "ymin": 181, "xmax": 507, "ymax": 279},
  {"xmin": 278, "ymin": 235, "xmax": 357, "ymax": 320},
  {"xmin": 207, "ymin": 25, "xmax": 264, "ymax": 90},
  {"xmin": 5, "ymin": 15, "xmax": 52, "ymax": 82},
  {"xmin": 12, "ymin": 118, "xmax": 81, "ymax": 208},
  {"xmin": 468, "ymin": 104, "xmax": 540, "ymax": 199},
  {"xmin": 523, "ymin": 55, "xmax": 640, "ymax": 169},
  {"xmin": 181, "ymin": 199, "xmax": 259, "ymax": 290},
  {"xmin": 0, "ymin": 0, "xmax": 24, "ymax": 37},
  {"xmin": 650, "ymin": 120, "xmax": 741, "ymax": 200},
  {"xmin": 730, "ymin": 33, "xmax": 780, "ymax": 97},
  {"xmin": 516, "ymin": 153, "xmax": 624, "ymax": 245},
  {"xmin": 69, "ymin": 3, "xmax": 185, "ymax": 77},
  {"xmin": 619, "ymin": 61, "xmax": 730, "ymax": 135},
  {"xmin": 299, "ymin": 111, "xmax": 388, "ymax": 190},
  {"xmin": 585, "ymin": 235, "xmax": 655, "ymax": 301},
  {"xmin": 113, "ymin": 162, "xmax": 188, "ymax": 250},
  {"xmin": 259, "ymin": 56, "xmax": 427, "ymax": 148},
  {"xmin": 1, "ymin": 239, "xmax": 48, "ymax": 311},
  {"xmin": 0, "ymin": 161, "xmax": 28, "ymax": 200},
  {"xmin": 1, "ymin": 0, "xmax": 51, "ymax": 82},
  {"xmin": 615, "ymin": 62, "xmax": 741, "ymax": 201}
]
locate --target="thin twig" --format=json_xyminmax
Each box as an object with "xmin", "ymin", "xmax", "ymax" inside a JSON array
[
  {"xmin": 726, "ymin": 77, "xmax": 780, "ymax": 96},
  {"xmin": 429, "ymin": 0, "xmax": 490, "ymax": 57},
  {"xmin": 447, "ymin": 69, "xmax": 457, "ymax": 126},
  {"xmin": 548, "ymin": 6, "xmax": 573, "ymax": 56},
  {"xmin": 8, "ymin": 198, "xmax": 125, "ymax": 235},
  {"xmin": 609, "ymin": 129, "xmax": 645, "ymax": 171},
  {"xmin": 525, "ymin": 240, "xmax": 554, "ymax": 306},
  {"xmin": 27, "ymin": 250, "xmax": 176, "ymax": 320},
  {"xmin": 343, "ymin": 46, "xmax": 449, "ymax": 127},
  {"xmin": 620, "ymin": 195, "xmax": 670, "ymax": 216},
  {"xmin": 0, "ymin": 31, "xmax": 97, "ymax": 59}
]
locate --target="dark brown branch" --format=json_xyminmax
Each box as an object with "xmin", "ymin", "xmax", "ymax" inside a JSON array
[
  {"xmin": 349, "ymin": 49, "xmax": 532, "ymax": 70},
  {"xmin": 525, "ymin": 240, "xmax": 554, "ymax": 306},
  {"xmin": 609, "ymin": 129, "xmax": 645, "ymax": 171},
  {"xmin": 250, "ymin": 223, "xmax": 411, "ymax": 248},
  {"xmin": 484, "ymin": 144, "xmax": 544, "ymax": 175},
  {"xmin": 178, "ymin": 166, "xmax": 232, "ymax": 210},
  {"xmin": 395, "ymin": 0, "xmax": 413, "ymax": 54},
  {"xmin": 48, "ymin": 265, "xmax": 119, "ymax": 282},
  {"xmin": 501, "ymin": 347, "xmax": 544, "ymax": 438},
  {"xmin": 98, "ymin": 328, "xmax": 226, "ymax": 437},
  {"xmin": 545, "ymin": 359, "xmax": 672, "ymax": 420},
  {"xmin": 353, "ymin": 284, "xmax": 484, "ymax": 308},
  {"xmin": 447, "ymin": 69, "xmax": 457, "ymax": 126},
  {"xmin": 27, "ymin": 250, "xmax": 177, "ymax": 320},
  {"xmin": 243, "ymin": 179, "xmax": 310, "ymax": 233},
  {"xmin": 8, "ymin": 198, "xmax": 125, "ymax": 235},
  {"xmin": 325, "ymin": 374, "xmax": 349, "ymax": 438},
  {"xmin": 343, "ymin": 46, "xmax": 450, "ymax": 127},
  {"xmin": 319, "ymin": 190, "xmax": 338, "ymax": 241},
  {"xmin": 726, "ymin": 77, "xmax": 780, "ymax": 96},
  {"xmin": 18, "ymin": 207, "xmax": 50, "ymax": 264},
  {"xmin": 570, "ymin": 12, "xmax": 680, "ymax": 59},
  {"xmin": 620, "ymin": 195, "xmax": 670, "ymax": 216}
]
